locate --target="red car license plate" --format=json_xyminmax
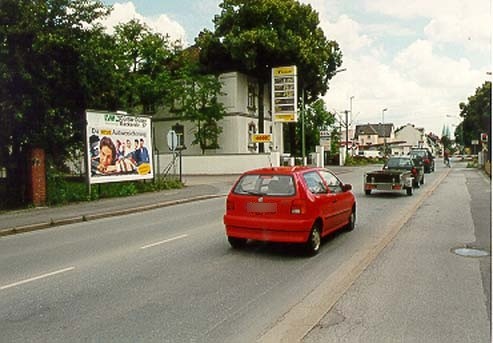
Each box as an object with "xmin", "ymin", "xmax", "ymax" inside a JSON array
[{"xmin": 247, "ymin": 202, "xmax": 277, "ymax": 213}]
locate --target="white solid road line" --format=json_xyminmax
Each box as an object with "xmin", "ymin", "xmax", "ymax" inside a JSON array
[
  {"xmin": 0, "ymin": 266, "xmax": 75, "ymax": 291},
  {"xmin": 140, "ymin": 234, "xmax": 189, "ymax": 250}
]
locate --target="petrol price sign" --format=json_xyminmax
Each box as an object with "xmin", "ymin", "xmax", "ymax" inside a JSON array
[{"xmin": 272, "ymin": 66, "xmax": 298, "ymax": 122}]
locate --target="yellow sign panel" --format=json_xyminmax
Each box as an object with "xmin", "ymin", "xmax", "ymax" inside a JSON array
[
  {"xmin": 137, "ymin": 163, "xmax": 151, "ymax": 175},
  {"xmin": 251, "ymin": 134, "xmax": 272, "ymax": 143},
  {"xmin": 273, "ymin": 66, "xmax": 296, "ymax": 76},
  {"xmin": 272, "ymin": 65, "xmax": 298, "ymax": 122},
  {"xmin": 274, "ymin": 113, "xmax": 296, "ymax": 122}
]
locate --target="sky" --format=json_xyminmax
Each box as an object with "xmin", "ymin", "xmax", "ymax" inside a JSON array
[{"xmin": 101, "ymin": 0, "xmax": 492, "ymax": 136}]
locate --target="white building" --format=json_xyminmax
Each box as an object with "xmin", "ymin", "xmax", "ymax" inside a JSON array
[
  {"xmin": 354, "ymin": 123, "xmax": 395, "ymax": 156},
  {"xmin": 394, "ymin": 123, "xmax": 430, "ymax": 155},
  {"xmin": 152, "ymin": 71, "xmax": 284, "ymax": 156},
  {"xmin": 151, "ymin": 71, "xmax": 289, "ymax": 174}
]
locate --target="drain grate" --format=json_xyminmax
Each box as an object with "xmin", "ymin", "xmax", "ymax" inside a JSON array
[{"xmin": 452, "ymin": 246, "xmax": 489, "ymax": 258}]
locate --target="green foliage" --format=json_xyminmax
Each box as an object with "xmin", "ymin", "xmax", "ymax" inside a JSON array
[
  {"xmin": 111, "ymin": 19, "xmax": 176, "ymax": 113},
  {"xmin": 344, "ymin": 155, "xmax": 386, "ymax": 166},
  {"xmin": 46, "ymin": 167, "xmax": 183, "ymax": 206},
  {"xmin": 171, "ymin": 59, "xmax": 226, "ymax": 154},
  {"xmin": 47, "ymin": 167, "xmax": 89, "ymax": 205},
  {"xmin": 196, "ymin": 0, "xmax": 342, "ymax": 98},
  {"xmin": 0, "ymin": 0, "xmax": 111, "ymax": 204},
  {"xmin": 467, "ymin": 160, "xmax": 479, "ymax": 168},
  {"xmin": 196, "ymin": 0, "xmax": 342, "ymax": 154},
  {"xmin": 458, "ymin": 81, "xmax": 491, "ymax": 157},
  {"xmin": 297, "ymin": 99, "xmax": 335, "ymax": 156}
]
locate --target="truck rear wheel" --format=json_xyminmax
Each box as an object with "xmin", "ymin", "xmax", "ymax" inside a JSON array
[{"xmin": 365, "ymin": 189, "xmax": 371, "ymax": 195}]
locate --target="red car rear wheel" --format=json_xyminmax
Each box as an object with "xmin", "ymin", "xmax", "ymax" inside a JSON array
[
  {"xmin": 305, "ymin": 223, "xmax": 321, "ymax": 256},
  {"xmin": 228, "ymin": 237, "xmax": 247, "ymax": 249}
]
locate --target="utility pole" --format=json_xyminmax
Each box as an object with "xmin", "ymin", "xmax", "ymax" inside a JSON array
[
  {"xmin": 301, "ymin": 88, "xmax": 306, "ymax": 165},
  {"xmin": 345, "ymin": 110, "xmax": 349, "ymax": 161},
  {"xmin": 350, "ymin": 96, "xmax": 354, "ymax": 155}
]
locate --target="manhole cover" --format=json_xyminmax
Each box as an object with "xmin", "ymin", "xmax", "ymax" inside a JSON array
[{"xmin": 452, "ymin": 247, "xmax": 489, "ymax": 258}]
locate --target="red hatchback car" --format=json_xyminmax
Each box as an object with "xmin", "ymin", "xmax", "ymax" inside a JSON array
[{"xmin": 223, "ymin": 167, "xmax": 356, "ymax": 255}]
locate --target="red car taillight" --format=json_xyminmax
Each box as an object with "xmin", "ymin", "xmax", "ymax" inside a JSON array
[
  {"xmin": 424, "ymin": 158, "xmax": 430, "ymax": 164},
  {"xmin": 226, "ymin": 199, "xmax": 235, "ymax": 211},
  {"xmin": 291, "ymin": 199, "xmax": 306, "ymax": 215},
  {"xmin": 411, "ymin": 167, "xmax": 417, "ymax": 176}
]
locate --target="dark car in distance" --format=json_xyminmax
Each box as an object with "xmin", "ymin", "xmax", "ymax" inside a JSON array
[
  {"xmin": 364, "ymin": 156, "xmax": 424, "ymax": 196},
  {"xmin": 410, "ymin": 148, "xmax": 435, "ymax": 173}
]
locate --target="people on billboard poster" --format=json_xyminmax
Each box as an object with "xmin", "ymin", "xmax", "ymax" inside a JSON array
[{"xmin": 90, "ymin": 135, "xmax": 140, "ymax": 176}]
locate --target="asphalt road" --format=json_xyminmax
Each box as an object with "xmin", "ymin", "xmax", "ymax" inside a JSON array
[{"xmin": 0, "ymin": 163, "xmax": 489, "ymax": 342}]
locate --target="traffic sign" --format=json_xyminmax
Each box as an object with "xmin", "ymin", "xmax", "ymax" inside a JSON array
[{"xmin": 167, "ymin": 130, "xmax": 178, "ymax": 151}]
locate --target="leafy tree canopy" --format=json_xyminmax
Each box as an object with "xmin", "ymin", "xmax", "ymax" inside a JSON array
[
  {"xmin": 196, "ymin": 0, "xmax": 342, "ymax": 101},
  {"xmin": 0, "ymin": 0, "xmax": 111, "ymax": 206},
  {"xmin": 457, "ymin": 81, "xmax": 491, "ymax": 153}
]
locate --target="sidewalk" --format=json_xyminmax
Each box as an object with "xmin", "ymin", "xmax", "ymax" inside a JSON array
[
  {"xmin": 303, "ymin": 166, "xmax": 491, "ymax": 343},
  {"xmin": 0, "ymin": 174, "xmax": 239, "ymax": 237},
  {"xmin": 0, "ymin": 166, "xmax": 357, "ymax": 237}
]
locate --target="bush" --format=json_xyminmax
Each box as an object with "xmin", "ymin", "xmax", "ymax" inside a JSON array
[
  {"xmin": 345, "ymin": 155, "xmax": 386, "ymax": 166},
  {"xmin": 47, "ymin": 169, "xmax": 90, "ymax": 205},
  {"xmin": 47, "ymin": 168, "xmax": 183, "ymax": 206}
]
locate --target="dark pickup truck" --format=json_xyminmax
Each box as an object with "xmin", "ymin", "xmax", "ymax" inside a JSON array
[{"xmin": 364, "ymin": 156, "xmax": 423, "ymax": 196}]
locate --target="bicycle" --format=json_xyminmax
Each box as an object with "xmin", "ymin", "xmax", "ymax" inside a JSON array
[{"xmin": 444, "ymin": 157, "xmax": 451, "ymax": 168}]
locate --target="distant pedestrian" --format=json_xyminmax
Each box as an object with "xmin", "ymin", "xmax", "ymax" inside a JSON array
[{"xmin": 444, "ymin": 150, "xmax": 450, "ymax": 168}]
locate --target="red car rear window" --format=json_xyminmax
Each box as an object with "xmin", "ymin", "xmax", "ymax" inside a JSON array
[{"xmin": 233, "ymin": 174, "xmax": 295, "ymax": 196}]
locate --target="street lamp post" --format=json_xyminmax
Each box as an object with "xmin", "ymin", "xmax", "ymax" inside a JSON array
[
  {"xmin": 382, "ymin": 108, "xmax": 388, "ymax": 155},
  {"xmin": 349, "ymin": 96, "xmax": 354, "ymax": 156},
  {"xmin": 302, "ymin": 67, "xmax": 346, "ymax": 165},
  {"xmin": 344, "ymin": 110, "xmax": 349, "ymax": 161}
]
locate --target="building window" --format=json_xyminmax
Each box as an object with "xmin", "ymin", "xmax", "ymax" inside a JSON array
[
  {"xmin": 248, "ymin": 122, "xmax": 257, "ymax": 152},
  {"xmin": 202, "ymin": 121, "xmax": 220, "ymax": 150},
  {"xmin": 247, "ymin": 82, "xmax": 257, "ymax": 111},
  {"xmin": 172, "ymin": 123, "xmax": 185, "ymax": 150}
]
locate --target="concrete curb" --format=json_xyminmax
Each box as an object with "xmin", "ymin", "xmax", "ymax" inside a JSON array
[{"xmin": 0, "ymin": 194, "xmax": 226, "ymax": 237}]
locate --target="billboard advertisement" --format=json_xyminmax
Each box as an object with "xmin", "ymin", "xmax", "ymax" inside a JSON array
[{"xmin": 86, "ymin": 111, "xmax": 154, "ymax": 184}]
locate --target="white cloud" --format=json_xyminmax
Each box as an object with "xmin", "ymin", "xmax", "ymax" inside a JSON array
[
  {"xmin": 319, "ymin": 12, "xmax": 488, "ymax": 135},
  {"xmin": 102, "ymin": 2, "xmax": 187, "ymax": 44},
  {"xmin": 321, "ymin": 15, "xmax": 374, "ymax": 55},
  {"xmin": 393, "ymin": 40, "xmax": 481, "ymax": 87},
  {"xmin": 424, "ymin": 15, "xmax": 491, "ymax": 54},
  {"xmin": 364, "ymin": 0, "xmax": 491, "ymax": 54}
]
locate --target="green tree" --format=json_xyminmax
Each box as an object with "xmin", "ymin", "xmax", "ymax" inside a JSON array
[
  {"xmin": 112, "ymin": 19, "xmax": 176, "ymax": 113},
  {"xmin": 458, "ymin": 81, "xmax": 491, "ymax": 156},
  {"xmin": 296, "ymin": 98, "xmax": 335, "ymax": 156},
  {"xmin": 0, "ymin": 0, "xmax": 110, "ymax": 207},
  {"xmin": 196, "ymin": 0, "xmax": 342, "ymax": 153},
  {"xmin": 171, "ymin": 50, "xmax": 226, "ymax": 154}
]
